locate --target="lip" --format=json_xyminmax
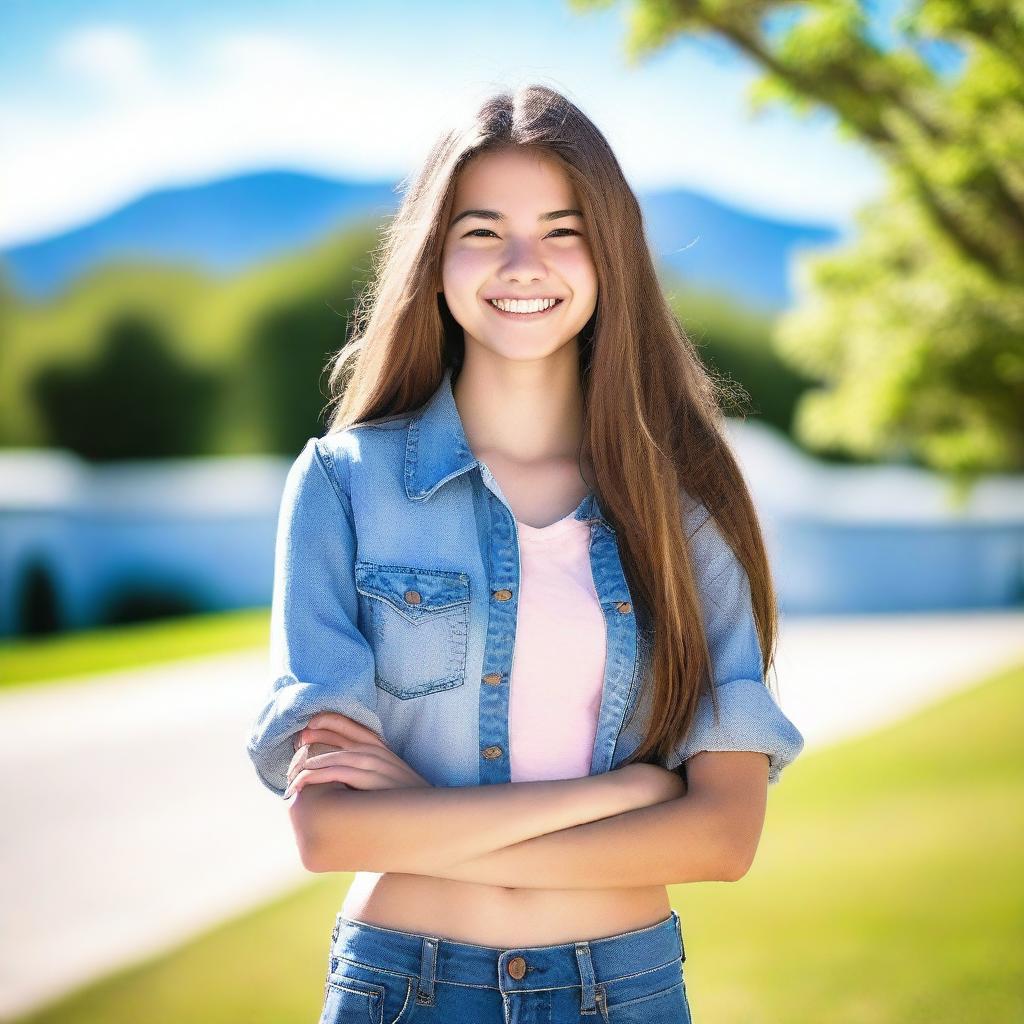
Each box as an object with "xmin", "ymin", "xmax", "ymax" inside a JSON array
[{"xmin": 483, "ymin": 297, "xmax": 565, "ymax": 320}]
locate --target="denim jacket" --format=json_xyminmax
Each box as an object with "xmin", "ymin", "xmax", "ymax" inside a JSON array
[{"xmin": 246, "ymin": 367, "xmax": 805, "ymax": 798}]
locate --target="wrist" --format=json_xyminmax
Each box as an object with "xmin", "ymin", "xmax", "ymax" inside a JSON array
[{"xmin": 602, "ymin": 763, "xmax": 652, "ymax": 814}]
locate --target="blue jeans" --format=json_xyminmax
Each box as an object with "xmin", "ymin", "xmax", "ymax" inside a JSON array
[{"xmin": 317, "ymin": 909, "xmax": 693, "ymax": 1023}]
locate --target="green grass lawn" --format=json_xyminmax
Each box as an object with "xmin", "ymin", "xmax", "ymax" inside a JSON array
[
  {"xmin": 681, "ymin": 659, "xmax": 1024, "ymax": 1023},
  {"xmin": 0, "ymin": 608, "xmax": 270, "ymax": 689},
  {"xmin": 15, "ymin": 660, "xmax": 1024, "ymax": 1024}
]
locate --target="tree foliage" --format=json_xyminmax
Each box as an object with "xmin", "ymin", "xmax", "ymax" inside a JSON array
[
  {"xmin": 31, "ymin": 310, "xmax": 222, "ymax": 459},
  {"xmin": 574, "ymin": 0, "xmax": 1024, "ymax": 486}
]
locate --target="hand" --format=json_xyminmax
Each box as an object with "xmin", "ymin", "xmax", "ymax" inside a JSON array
[
  {"xmin": 615, "ymin": 761, "xmax": 688, "ymax": 806},
  {"xmin": 284, "ymin": 711, "xmax": 431, "ymax": 798}
]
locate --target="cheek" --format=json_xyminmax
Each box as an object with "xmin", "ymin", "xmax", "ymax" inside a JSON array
[
  {"xmin": 558, "ymin": 248, "xmax": 597, "ymax": 289},
  {"xmin": 442, "ymin": 249, "xmax": 488, "ymax": 293},
  {"xmin": 440, "ymin": 253, "xmax": 490, "ymax": 330}
]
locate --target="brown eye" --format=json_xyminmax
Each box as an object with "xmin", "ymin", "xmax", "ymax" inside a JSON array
[{"xmin": 463, "ymin": 228, "xmax": 580, "ymax": 239}]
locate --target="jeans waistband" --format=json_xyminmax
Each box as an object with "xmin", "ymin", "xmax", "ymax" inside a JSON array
[{"xmin": 330, "ymin": 908, "xmax": 685, "ymax": 1000}]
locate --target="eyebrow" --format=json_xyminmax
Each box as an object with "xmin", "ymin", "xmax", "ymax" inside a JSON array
[{"xmin": 449, "ymin": 208, "xmax": 583, "ymax": 228}]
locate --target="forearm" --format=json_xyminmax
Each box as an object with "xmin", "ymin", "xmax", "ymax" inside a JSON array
[
  {"xmin": 411, "ymin": 790, "xmax": 740, "ymax": 888},
  {"xmin": 300, "ymin": 769, "xmax": 644, "ymax": 873}
]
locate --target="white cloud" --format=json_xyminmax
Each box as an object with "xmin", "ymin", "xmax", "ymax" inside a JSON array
[
  {"xmin": 0, "ymin": 23, "xmax": 882, "ymax": 250},
  {"xmin": 0, "ymin": 29, "xmax": 445, "ymax": 247},
  {"xmin": 53, "ymin": 24, "xmax": 155, "ymax": 95}
]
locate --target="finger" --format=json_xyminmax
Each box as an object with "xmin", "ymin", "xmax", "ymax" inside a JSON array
[
  {"xmin": 306, "ymin": 713, "xmax": 386, "ymax": 746},
  {"xmin": 292, "ymin": 752, "xmax": 405, "ymax": 792},
  {"xmin": 285, "ymin": 763, "xmax": 376, "ymax": 798},
  {"xmin": 285, "ymin": 769, "xmax": 345, "ymax": 800},
  {"xmin": 302, "ymin": 748, "xmax": 402, "ymax": 783},
  {"xmin": 295, "ymin": 727, "xmax": 355, "ymax": 750},
  {"xmin": 292, "ymin": 728, "xmax": 350, "ymax": 752},
  {"xmin": 292, "ymin": 741, "xmax": 420, "ymax": 789},
  {"xmin": 286, "ymin": 766, "xmax": 341, "ymax": 798},
  {"xmin": 288, "ymin": 747, "xmax": 357, "ymax": 784},
  {"xmin": 287, "ymin": 740, "xmax": 357, "ymax": 783},
  {"xmin": 296, "ymin": 730, "xmax": 394, "ymax": 767},
  {"xmin": 287, "ymin": 744, "xmax": 319, "ymax": 781}
]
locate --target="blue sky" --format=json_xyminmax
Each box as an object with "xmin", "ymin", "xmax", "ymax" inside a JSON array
[{"xmin": 0, "ymin": 0, "xmax": 897, "ymax": 248}]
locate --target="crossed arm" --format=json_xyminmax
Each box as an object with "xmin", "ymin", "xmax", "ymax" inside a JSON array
[
  {"xmin": 399, "ymin": 771, "xmax": 764, "ymax": 888},
  {"xmin": 290, "ymin": 731, "xmax": 769, "ymax": 887}
]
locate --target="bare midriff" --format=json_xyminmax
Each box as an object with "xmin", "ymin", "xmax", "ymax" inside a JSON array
[{"xmin": 340, "ymin": 872, "xmax": 672, "ymax": 946}]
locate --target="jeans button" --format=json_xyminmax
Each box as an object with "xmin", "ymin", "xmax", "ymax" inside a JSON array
[{"xmin": 507, "ymin": 956, "xmax": 527, "ymax": 980}]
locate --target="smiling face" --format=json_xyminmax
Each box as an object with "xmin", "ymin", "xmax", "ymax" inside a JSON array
[{"xmin": 440, "ymin": 146, "xmax": 599, "ymax": 365}]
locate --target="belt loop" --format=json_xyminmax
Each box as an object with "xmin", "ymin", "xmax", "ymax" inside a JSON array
[
  {"xmin": 575, "ymin": 941, "xmax": 599, "ymax": 1015},
  {"xmin": 673, "ymin": 909, "xmax": 686, "ymax": 963},
  {"xmin": 416, "ymin": 936, "xmax": 438, "ymax": 1006}
]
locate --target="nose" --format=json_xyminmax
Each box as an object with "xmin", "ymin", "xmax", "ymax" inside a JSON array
[{"xmin": 499, "ymin": 238, "xmax": 547, "ymax": 286}]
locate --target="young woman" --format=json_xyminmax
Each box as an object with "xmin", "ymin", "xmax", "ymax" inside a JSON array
[{"xmin": 247, "ymin": 84, "xmax": 805, "ymax": 1024}]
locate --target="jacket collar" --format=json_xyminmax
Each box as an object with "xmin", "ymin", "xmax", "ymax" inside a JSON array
[{"xmin": 404, "ymin": 366, "xmax": 614, "ymax": 533}]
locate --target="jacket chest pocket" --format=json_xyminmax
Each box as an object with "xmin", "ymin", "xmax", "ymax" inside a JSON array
[{"xmin": 354, "ymin": 562, "xmax": 470, "ymax": 699}]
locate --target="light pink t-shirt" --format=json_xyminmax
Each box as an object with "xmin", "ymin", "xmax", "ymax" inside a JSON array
[{"xmin": 508, "ymin": 507, "xmax": 608, "ymax": 782}]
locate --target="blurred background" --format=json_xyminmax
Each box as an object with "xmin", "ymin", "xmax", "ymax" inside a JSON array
[{"xmin": 1, "ymin": 1, "xmax": 1021, "ymax": 1022}]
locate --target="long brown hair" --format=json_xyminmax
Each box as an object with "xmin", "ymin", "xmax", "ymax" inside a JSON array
[{"xmin": 323, "ymin": 84, "xmax": 779, "ymax": 769}]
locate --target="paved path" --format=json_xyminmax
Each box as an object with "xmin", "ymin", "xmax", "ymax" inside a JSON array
[
  {"xmin": 772, "ymin": 609, "xmax": 1024, "ymax": 748},
  {"xmin": 1, "ymin": 611, "xmax": 1022, "ymax": 1020},
  {"xmin": 0, "ymin": 650, "xmax": 305, "ymax": 1021}
]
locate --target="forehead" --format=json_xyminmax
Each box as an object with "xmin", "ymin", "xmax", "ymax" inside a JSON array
[{"xmin": 453, "ymin": 148, "xmax": 576, "ymax": 207}]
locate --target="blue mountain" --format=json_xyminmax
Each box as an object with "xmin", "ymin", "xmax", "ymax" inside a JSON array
[
  {"xmin": 0, "ymin": 169, "xmax": 842, "ymax": 311},
  {"xmin": 641, "ymin": 189, "xmax": 842, "ymax": 312}
]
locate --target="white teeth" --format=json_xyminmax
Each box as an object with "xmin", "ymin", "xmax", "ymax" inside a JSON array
[{"xmin": 488, "ymin": 297, "xmax": 560, "ymax": 314}]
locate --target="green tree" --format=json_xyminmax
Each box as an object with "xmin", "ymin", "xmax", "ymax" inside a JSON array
[
  {"xmin": 245, "ymin": 297, "xmax": 349, "ymax": 456},
  {"xmin": 575, "ymin": 0, "xmax": 1024, "ymax": 491},
  {"xmin": 31, "ymin": 309, "xmax": 223, "ymax": 459}
]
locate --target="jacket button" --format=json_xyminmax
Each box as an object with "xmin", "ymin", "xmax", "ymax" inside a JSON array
[
  {"xmin": 482, "ymin": 672, "xmax": 503, "ymax": 685},
  {"xmin": 493, "ymin": 588, "xmax": 513, "ymax": 601},
  {"xmin": 507, "ymin": 956, "xmax": 527, "ymax": 980},
  {"xmin": 615, "ymin": 600, "xmax": 632, "ymax": 614},
  {"xmin": 481, "ymin": 745, "xmax": 503, "ymax": 760},
  {"xmin": 404, "ymin": 590, "xmax": 422, "ymax": 605}
]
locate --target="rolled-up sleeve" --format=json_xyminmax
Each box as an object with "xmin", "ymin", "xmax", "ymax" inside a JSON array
[
  {"xmin": 245, "ymin": 436, "xmax": 385, "ymax": 798},
  {"xmin": 666, "ymin": 511, "xmax": 805, "ymax": 786}
]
